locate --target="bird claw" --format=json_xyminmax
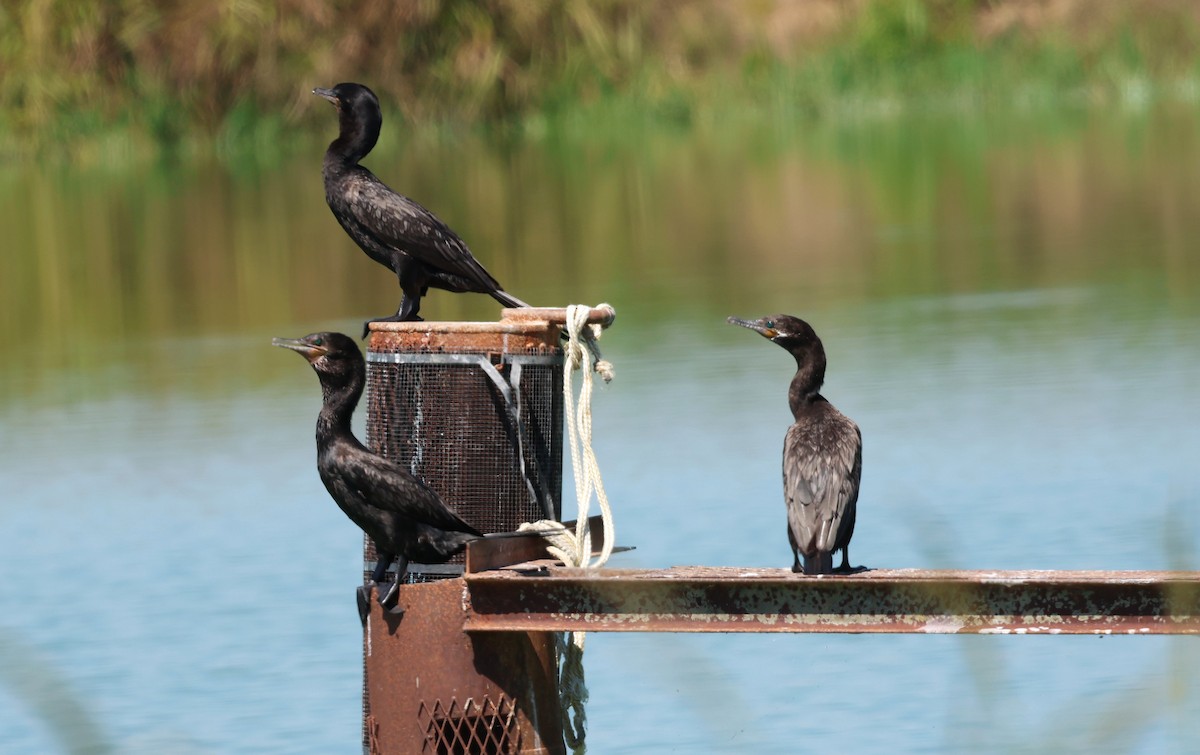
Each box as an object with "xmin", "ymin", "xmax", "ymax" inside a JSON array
[
  {"xmin": 377, "ymin": 580, "xmax": 402, "ymax": 612},
  {"xmin": 379, "ymin": 584, "xmax": 406, "ymax": 618},
  {"xmin": 357, "ymin": 581, "xmax": 407, "ymax": 623},
  {"xmin": 362, "ymin": 315, "xmax": 423, "ymax": 338}
]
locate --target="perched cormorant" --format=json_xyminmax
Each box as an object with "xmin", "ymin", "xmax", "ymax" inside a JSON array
[
  {"xmin": 273, "ymin": 331, "xmax": 483, "ymax": 617},
  {"xmin": 313, "ymin": 82, "xmax": 528, "ymax": 335},
  {"xmin": 728, "ymin": 315, "xmax": 863, "ymax": 575}
]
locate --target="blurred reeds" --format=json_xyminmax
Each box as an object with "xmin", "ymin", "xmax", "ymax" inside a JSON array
[{"xmin": 3, "ymin": 0, "xmax": 1200, "ymax": 165}]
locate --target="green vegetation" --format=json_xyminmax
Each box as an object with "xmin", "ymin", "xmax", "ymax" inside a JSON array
[{"xmin": 3, "ymin": 0, "xmax": 1200, "ymax": 165}]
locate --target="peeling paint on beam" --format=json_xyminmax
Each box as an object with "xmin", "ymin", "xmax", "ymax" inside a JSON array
[{"xmin": 462, "ymin": 567, "xmax": 1200, "ymax": 635}]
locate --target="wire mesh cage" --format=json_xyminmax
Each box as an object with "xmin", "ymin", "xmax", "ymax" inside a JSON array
[{"xmin": 363, "ymin": 317, "xmax": 565, "ymax": 585}]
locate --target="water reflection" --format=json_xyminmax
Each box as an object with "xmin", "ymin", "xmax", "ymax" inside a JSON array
[
  {"xmin": 1, "ymin": 110, "xmax": 1198, "ymax": 752},
  {"xmin": 4, "ymin": 110, "xmax": 1199, "ymax": 400}
]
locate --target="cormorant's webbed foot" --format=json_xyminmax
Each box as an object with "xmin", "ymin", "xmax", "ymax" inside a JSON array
[
  {"xmin": 356, "ymin": 585, "xmax": 372, "ymax": 626},
  {"xmin": 358, "ymin": 552, "xmax": 397, "ymax": 623},
  {"xmin": 378, "ymin": 555, "xmax": 411, "ymax": 616},
  {"xmin": 833, "ymin": 551, "xmax": 868, "ymax": 574},
  {"xmin": 361, "ymin": 313, "xmax": 424, "ymax": 339}
]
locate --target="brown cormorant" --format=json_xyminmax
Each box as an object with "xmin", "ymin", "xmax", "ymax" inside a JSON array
[
  {"xmin": 273, "ymin": 331, "xmax": 483, "ymax": 617},
  {"xmin": 313, "ymin": 82, "xmax": 528, "ymax": 335},
  {"xmin": 728, "ymin": 315, "xmax": 863, "ymax": 575}
]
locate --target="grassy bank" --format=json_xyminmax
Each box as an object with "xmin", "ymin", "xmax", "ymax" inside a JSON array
[{"xmin": 3, "ymin": 0, "xmax": 1200, "ymax": 165}]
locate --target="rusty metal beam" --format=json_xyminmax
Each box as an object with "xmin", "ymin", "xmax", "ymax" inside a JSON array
[{"xmin": 462, "ymin": 566, "xmax": 1200, "ymax": 635}]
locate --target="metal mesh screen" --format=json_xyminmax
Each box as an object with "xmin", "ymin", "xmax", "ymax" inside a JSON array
[{"xmin": 363, "ymin": 328, "xmax": 564, "ymax": 584}]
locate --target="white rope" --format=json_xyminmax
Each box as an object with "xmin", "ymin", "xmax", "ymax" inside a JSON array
[
  {"xmin": 517, "ymin": 303, "xmax": 614, "ymax": 754},
  {"xmin": 562, "ymin": 303, "xmax": 616, "ymax": 569}
]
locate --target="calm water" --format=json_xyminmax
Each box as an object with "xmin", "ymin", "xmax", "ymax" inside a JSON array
[{"xmin": 2, "ymin": 109, "xmax": 1199, "ymax": 753}]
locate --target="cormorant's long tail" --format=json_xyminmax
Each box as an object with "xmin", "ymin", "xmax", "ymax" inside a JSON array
[
  {"xmin": 803, "ymin": 552, "xmax": 835, "ymax": 575},
  {"xmin": 490, "ymin": 289, "xmax": 531, "ymax": 308}
]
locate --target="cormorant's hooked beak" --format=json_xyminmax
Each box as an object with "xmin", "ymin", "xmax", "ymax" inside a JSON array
[
  {"xmin": 273, "ymin": 336, "xmax": 328, "ymax": 362},
  {"xmin": 312, "ymin": 87, "xmax": 338, "ymax": 105},
  {"xmin": 727, "ymin": 316, "xmax": 778, "ymax": 339}
]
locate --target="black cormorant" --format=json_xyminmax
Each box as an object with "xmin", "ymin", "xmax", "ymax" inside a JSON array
[
  {"xmin": 728, "ymin": 315, "xmax": 863, "ymax": 575},
  {"xmin": 313, "ymin": 82, "xmax": 528, "ymax": 335},
  {"xmin": 273, "ymin": 331, "xmax": 483, "ymax": 617}
]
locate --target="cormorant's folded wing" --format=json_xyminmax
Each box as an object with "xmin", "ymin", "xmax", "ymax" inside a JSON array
[
  {"xmin": 336, "ymin": 448, "xmax": 483, "ymax": 537},
  {"xmin": 784, "ymin": 416, "xmax": 862, "ymax": 553},
  {"xmin": 351, "ymin": 172, "xmax": 503, "ymax": 289}
]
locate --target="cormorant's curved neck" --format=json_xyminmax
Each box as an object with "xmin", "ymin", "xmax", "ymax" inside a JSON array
[
  {"xmin": 315, "ymin": 368, "xmax": 365, "ymax": 445},
  {"xmin": 787, "ymin": 351, "xmax": 826, "ymax": 418},
  {"xmin": 326, "ymin": 106, "xmax": 381, "ymax": 167}
]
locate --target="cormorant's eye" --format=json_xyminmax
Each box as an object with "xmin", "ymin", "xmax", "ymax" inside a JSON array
[
  {"xmin": 312, "ymin": 337, "xmax": 323, "ymax": 346},
  {"xmin": 765, "ymin": 320, "xmax": 775, "ymax": 329}
]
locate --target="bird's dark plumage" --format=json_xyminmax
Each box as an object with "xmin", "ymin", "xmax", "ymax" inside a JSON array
[
  {"xmin": 274, "ymin": 331, "xmax": 483, "ymax": 616},
  {"xmin": 313, "ymin": 83, "xmax": 528, "ymax": 334},
  {"xmin": 728, "ymin": 315, "xmax": 863, "ymax": 576}
]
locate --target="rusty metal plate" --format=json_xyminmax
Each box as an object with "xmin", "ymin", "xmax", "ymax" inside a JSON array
[
  {"xmin": 368, "ymin": 324, "xmax": 563, "ymax": 354},
  {"xmin": 364, "ymin": 580, "xmax": 565, "ymax": 754},
  {"xmin": 366, "ymin": 305, "xmax": 615, "ymax": 352},
  {"xmin": 462, "ymin": 567, "xmax": 1200, "ymax": 635}
]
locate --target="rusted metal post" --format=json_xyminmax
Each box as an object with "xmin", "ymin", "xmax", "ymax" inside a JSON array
[
  {"xmin": 362, "ymin": 581, "xmax": 565, "ymax": 754},
  {"xmin": 359, "ymin": 308, "xmax": 613, "ymax": 754}
]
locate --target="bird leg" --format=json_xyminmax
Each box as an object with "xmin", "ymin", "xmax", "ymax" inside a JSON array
[
  {"xmin": 370, "ymin": 552, "xmax": 395, "ymax": 584},
  {"xmin": 395, "ymin": 292, "xmax": 421, "ymax": 322},
  {"xmin": 357, "ymin": 553, "xmax": 396, "ymax": 625},
  {"xmin": 377, "ymin": 555, "xmax": 409, "ymax": 617},
  {"xmin": 833, "ymin": 548, "xmax": 868, "ymax": 574}
]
